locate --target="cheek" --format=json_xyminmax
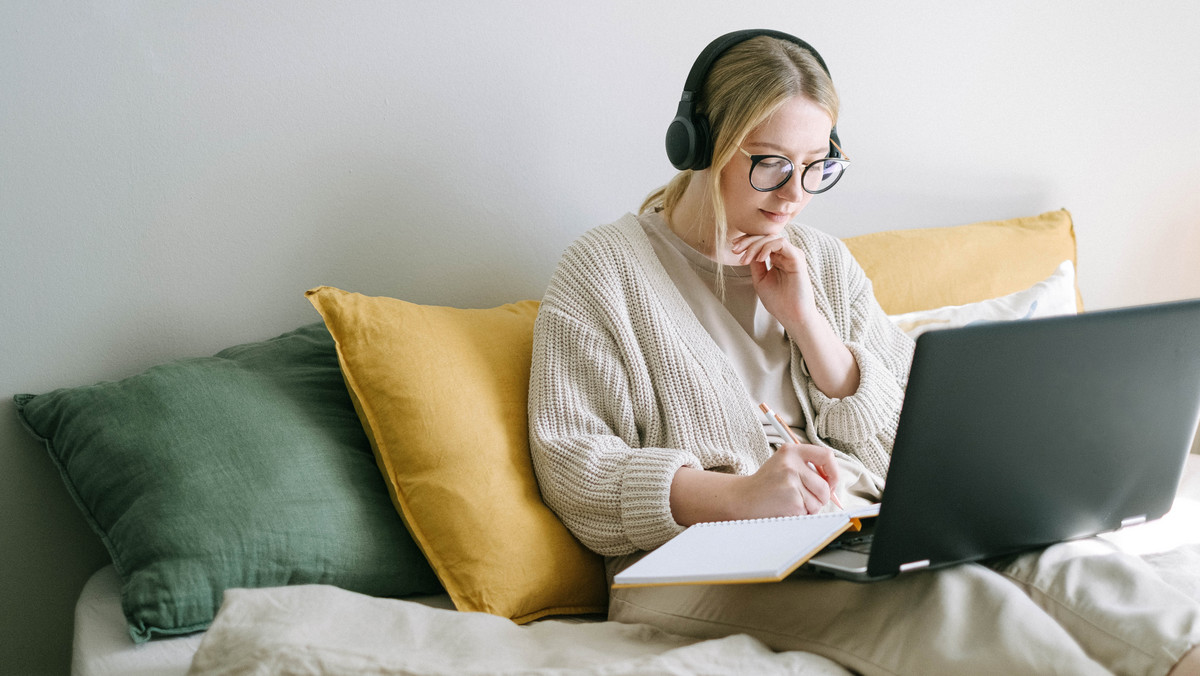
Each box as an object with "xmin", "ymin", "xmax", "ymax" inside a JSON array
[{"xmin": 719, "ymin": 167, "xmax": 760, "ymax": 208}]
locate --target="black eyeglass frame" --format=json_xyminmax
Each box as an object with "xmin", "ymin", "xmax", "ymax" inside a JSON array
[{"xmin": 737, "ymin": 143, "xmax": 851, "ymax": 194}]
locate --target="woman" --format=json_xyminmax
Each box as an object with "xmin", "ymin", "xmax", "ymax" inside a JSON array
[{"xmin": 528, "ymin": 30, "xmax": 1200, "ymax": 675}]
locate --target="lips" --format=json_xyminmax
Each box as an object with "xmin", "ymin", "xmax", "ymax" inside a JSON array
[{"xmin": 760, "ymin": 209, "xmax": 791, "ymax": 223}]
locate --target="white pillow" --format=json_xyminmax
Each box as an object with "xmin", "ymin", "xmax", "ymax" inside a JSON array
[{"xmin": 889, "ymin": 260, "xmax": 1077, "ymax": 339}]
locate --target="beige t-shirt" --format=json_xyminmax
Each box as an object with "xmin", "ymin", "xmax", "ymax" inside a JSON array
[{"xmin": 639, "ymin": 211, "xmax": 806, "ymax": 446}]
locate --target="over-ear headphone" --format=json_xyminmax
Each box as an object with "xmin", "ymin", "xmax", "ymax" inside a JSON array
[{"xmin": 664, "ymin": 29, "xmax": 842, "ymax": 172}]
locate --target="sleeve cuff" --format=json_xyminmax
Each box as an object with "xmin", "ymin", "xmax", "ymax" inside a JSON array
[
  {"xmin": 809, "ymin": 341, "xmax": 905, "ymax": 445},
  {"xmin": 618, "ymin": 447, "xmax": 701, "ymax": 551}
]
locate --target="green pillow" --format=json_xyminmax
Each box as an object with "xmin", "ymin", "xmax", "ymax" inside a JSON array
[{"xmin": 14, "ymin": 323, "xmax": 442, "ymax": 643}]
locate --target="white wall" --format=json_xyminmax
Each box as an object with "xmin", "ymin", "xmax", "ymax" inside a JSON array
[{"xmin": 3, "ymin": 1, "xmax": 1198, "ymax": 671}]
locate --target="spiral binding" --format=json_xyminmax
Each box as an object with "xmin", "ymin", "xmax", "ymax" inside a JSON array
[{"xmin": 695, "ymin": 512, "xmax": 847, "ymax": 527}]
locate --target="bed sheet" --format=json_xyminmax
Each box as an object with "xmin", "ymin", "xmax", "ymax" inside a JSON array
[{"xmin": 72, "ymin": 566, "xmax": 201, "ymax": 676}]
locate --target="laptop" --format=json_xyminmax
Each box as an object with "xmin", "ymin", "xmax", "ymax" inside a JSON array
[{"xmin": 806, "ymin": 298, "xmax": 1200, "ymax": 581}]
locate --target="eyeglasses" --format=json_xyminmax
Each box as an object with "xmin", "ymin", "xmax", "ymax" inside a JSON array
[{"xmin": 737, "ymin": 142, "xmax": 851, "ymax": 194}]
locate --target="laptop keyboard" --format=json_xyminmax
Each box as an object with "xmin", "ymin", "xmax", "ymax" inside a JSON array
[{"xmin": 835, "ymin": 533, "xmax": 874, "ymax": 554}]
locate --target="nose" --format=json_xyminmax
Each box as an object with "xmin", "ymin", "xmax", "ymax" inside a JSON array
[{"xmin": 776, "ymin": 172, "xmax": 808, "ymax": 203}]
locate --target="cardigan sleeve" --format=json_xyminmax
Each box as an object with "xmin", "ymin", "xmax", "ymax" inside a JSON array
[
  {"xmin": 794, "ymin": 228, "xmax": 914, "ymax": 477},
  {"xmin": 527, "ymin": 251, "xmax": 699, "ymax": 556}
]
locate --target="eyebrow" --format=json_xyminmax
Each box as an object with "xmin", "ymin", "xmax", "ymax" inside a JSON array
[{"xmin": 744, "ymin": 141, "xmax": 828, "ymax": 158}]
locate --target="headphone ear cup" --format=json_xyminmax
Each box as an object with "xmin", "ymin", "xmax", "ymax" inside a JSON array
[
  {"xmin": 664, "ymin": 111, "xmax": 712, "ymax": 171},
  {"xmin": 664, "ymin": 115, "xmax": 695, "ymax": 170}
]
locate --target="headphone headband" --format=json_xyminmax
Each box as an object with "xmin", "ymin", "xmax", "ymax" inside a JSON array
[{"xmin": 665, "ymin": 29, "xmax": 841, "ymax": 171}]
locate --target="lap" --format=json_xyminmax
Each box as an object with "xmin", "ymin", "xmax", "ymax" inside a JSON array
[{"xmin": 610, "ymin": 539, "xmax": 1198, "ymax": 676}]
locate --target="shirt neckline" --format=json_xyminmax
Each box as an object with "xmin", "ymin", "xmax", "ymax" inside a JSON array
[{"xmin": 646, "ymin": 211, "xmax": 752, "ymax": 280}]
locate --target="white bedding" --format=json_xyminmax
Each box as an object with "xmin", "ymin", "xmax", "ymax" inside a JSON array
[
  {"xmin": 73, "ymin": 565, "xmax": 201, "ymax": 676},
  {"xmin": 75, "ymin": 454, "xmax": 1200, "ymax": 676}
]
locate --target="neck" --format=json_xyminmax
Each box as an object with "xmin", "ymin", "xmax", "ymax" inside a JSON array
[{"xmin": 666, "ymin": 175, "xmax": 739, "ymax": 265}]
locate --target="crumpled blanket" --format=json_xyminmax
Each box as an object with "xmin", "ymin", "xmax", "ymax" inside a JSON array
[{"xmin": 186, "ymin": 583, "xmax": 851, "ymax": 676}]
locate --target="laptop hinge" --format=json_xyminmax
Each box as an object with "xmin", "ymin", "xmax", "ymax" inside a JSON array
[
  {"xmin": 899, "ymin": 559, "xmax": 931, "ymax": 572},
  {"xmin": 1120, "ymin": 515, "xmax": 1148, "ymax": 528}
]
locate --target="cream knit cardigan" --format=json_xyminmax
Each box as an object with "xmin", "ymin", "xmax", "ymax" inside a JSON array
[{"xmin": 528, "ymin": 213, "xmax": 915, "ymax": 556}]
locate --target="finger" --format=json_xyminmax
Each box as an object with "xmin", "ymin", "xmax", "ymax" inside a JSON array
[
  {"xmin": 798, "ymin": 445, "xmax": 840, "ymax": 487},
  {"xmin": 750, "ymin": 239, "xmax": 787, "ymax": 267},
  {"xmin": 764, "ymin": 240, "xmax": 801, "ymax": 269},
  {"xmin": 733, "ymin": 236, "xmax": 770, "ymax": 264},
  {"xmin": 729, "ymin": 233, "xmax": 761, "ymax": 254},
  {"xmin": 749, "ymin": 258, "xmax": 769, "ymax": 285},
  {"xmin": 798, "ymin": 467, "xmax": 833, "ymax": 507},
  {"xmin": 732, "ymin": 234, "xmax": 784, "ymax": 258},
  {"xmin": 760, "ymin": 239, "xmax": 784, "ymax": 264},
  {"xmin": 810, "ymin": 461, "xmax": 843, "ymax": 509},
  {"xmin": 814, "ymin": 459, "xmax": 839, "ymax": 491},
  {"xmin": 797, "ymin": 480, "xmax": 826, "ymax": 514}
]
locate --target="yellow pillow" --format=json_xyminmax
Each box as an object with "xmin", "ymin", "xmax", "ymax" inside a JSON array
[
  {"xmin": 306, "ymin": 287, "xmax": 608, "ymax": 623},
  {"xmin": 843, "ymin": 209, "xmax": 1082, "ymax": 315}
]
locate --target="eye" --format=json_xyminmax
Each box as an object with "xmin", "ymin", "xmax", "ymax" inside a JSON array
[{"xmin": 757, "ymin": 157, "xmax": 791, "ymax": 171}]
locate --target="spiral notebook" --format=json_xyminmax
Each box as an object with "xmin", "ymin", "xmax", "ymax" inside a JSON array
[{"xmin": 611, "ymin": 504, "xmax": 880, "ymax": 587}]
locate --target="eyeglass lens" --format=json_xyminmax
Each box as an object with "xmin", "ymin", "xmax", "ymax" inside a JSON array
[{"xmin": 750, "ymin": 157, "xmax": 845, "ymax": 194}]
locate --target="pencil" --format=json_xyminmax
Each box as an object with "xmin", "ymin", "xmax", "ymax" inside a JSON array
[{"xmin": 759, "ymin": 402, "xmax": 844, "ymax": 510}]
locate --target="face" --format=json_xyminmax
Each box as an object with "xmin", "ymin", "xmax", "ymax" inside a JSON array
[{"xmin": 718, "ymin": 95, "xmax": 834, "ymax": 242}]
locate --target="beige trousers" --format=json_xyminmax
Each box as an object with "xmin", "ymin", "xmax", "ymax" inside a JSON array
[{"xmin": 609, "ymin": 538, "xmax": 1200, "ymax": 676}]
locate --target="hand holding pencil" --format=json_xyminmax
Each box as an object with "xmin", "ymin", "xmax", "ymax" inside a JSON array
[{"xmin": 759, "ymin": 403, "xmax": 844, "ymax": 510}]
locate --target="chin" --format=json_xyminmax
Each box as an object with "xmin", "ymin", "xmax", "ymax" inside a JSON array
[{"xmin": 734, "ymin": 213, "xmax": 789, "ymax": 235}]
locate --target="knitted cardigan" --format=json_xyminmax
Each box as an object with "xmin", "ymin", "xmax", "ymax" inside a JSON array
[{"xmin": 528, "ymin": 213, "xmax": 915, "ymax": 556}]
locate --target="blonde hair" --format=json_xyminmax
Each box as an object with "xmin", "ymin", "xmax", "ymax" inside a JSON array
[{"xmin": 641, "ymin": 35, "xmax": 840, "ymax": 255}]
